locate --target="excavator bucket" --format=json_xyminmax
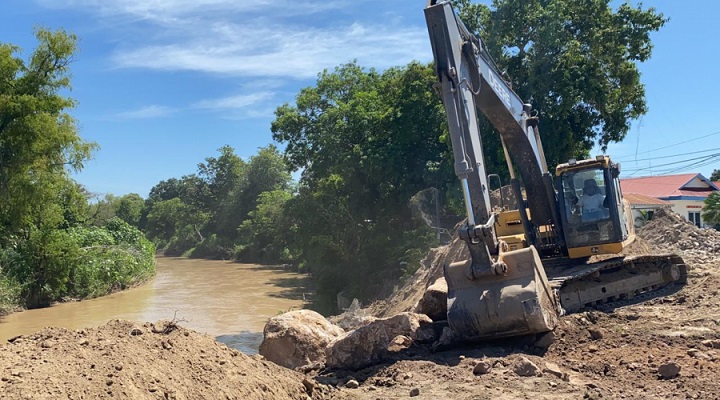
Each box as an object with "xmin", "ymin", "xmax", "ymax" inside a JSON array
[{"xmin": 445, "ymin": 246, "xmax": 559, "ymax": 341}]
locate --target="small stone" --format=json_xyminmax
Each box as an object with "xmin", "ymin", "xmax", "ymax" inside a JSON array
[
  {"xmin": 78, "ymin": 339, "xmax": 90, "ymax": 346},
  {"xmin": 106, "ymin": 379, "xmax": 113, "ymax": 386},
  {"xmin": 588, "ymin": 328, "xmax": 604, "ymax": 341},
  {"xmin": 40, "ymin": 341, "xmax": 52, "ymax": 349},
  {"xmin": 658, "ymin": 362, "xmax": 681, "ymax": 379},
  {"xmin": 543, "ymin": 361, "xmax": 569, "ymax": 381},
  {"xmin": 345, "ymin": 379, "xmax": 359, "ymax": 389},
  {"xmin": 687, "ymin": 349, "xmax": 698, "ymax": 357},
  {"xmin": 513, "ymin": 357, "xmax": 541, "ymax": 377},
  {"xmin": 114, "ymin": 364, "xmax": 123, "ymax": 371},
  {"xmin": 409, "ymin": 387, "xmax": 421, "ymax": 397},
  {"xmin": 130, "ymin": 327, "xmax": 143, "ymax": 336},
  {"xmin": 148, "ymin": 386, "xmax": 158, "ymax": 393},
  {"xmin": 473, "ymin": 361, "xmax": 492, "ymax": 375},
  {"xmin": 701, "ymin": 339, "xmax": 720, "ymax": 349},
  {"xmin": 588, "ymin": 345, "xmax": 599, "ymax": 353},
  {"xmin": 162, "ymin": 341, "xmax": 173, "ymax": 350}
]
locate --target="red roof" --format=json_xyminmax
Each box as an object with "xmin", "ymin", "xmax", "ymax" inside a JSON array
[
  {"xmin": 620, "ymin": 173, "xmax": 717, "ymax": 199},
  {"xmin": 622, "ymin": 193, "xmax": 670, "ymax": 207}
]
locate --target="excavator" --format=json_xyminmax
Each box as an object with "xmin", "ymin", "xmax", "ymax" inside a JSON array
[{"xmin": 424, "ymin": 0, "xmax": 686, "ymax": 341}]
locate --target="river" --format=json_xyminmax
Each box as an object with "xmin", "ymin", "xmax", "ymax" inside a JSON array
[{"xmin": 0, "ymin": 257, "xmax": 311, "ymax": 354}]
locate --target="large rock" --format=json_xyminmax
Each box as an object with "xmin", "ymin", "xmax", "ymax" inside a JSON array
[
  {"xmin": 326, "ymin": 312, "xmax": 432, "ymax": 370},
  {"xmin": 259, "ymin": 310, "xmax": 345, "ymax": 369},
  {"xmin": 413, "ymin": 277, "xmax": 447, "ymax": 321}
]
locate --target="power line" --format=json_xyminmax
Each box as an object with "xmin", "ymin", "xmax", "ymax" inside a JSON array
[
  {"xmin": 616, "ymin": 147, "xmax": 720, "ymax": 163},
  {"xmin": 613, "ymin": 130, "xmax": 720, "ymax": 160},
  {"xmin": 625, "ymin": 153, "xmax": 720, "ymax": 177}
]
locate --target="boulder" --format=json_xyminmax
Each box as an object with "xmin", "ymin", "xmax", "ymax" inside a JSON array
[
  {"xmin": 259, "ymin": 310, "xmax": 345, "ymax": 369},
  {"xmin": 326, "ymin": 312, "xmax": 432, "ymax": 370},
  {"xmin": 413, "ymin": 277, "xmax": 448, "ymax": 321}
]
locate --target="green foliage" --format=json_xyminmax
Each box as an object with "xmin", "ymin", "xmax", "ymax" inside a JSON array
[
  {"xmin": 272, "ymin": 62, "xmax": 451, "ymax": 308},
  {"xmin": 143, "ymin": 145, "xmax": 292, "ymax": 259},
  {"xmin": 0, "ymin": 30, "xmax": 155, "ymax": 312},
  {"xmin": 236, "ymin": 190, "xmax": 293, "ymax": 263},
  {"xmin": 115, "ymin": 193, "xmax": 145, "ymax": 227},
  {"xmin": 703, "ymin": 192, "xmax": 720, "ymax": 227},
  {"xmin": 711, "ymin": 169, "xmax": 720, "ymax": 182},
  {"xmin": 451, "ymin": 0, "xmax": 666, "ymax": 175},
  {"xmin": 0, "ymin": 28, "xmax": 97, "ymax": 236}
]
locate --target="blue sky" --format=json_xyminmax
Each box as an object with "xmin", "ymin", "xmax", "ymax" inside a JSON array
[{"xmin": 1, "ymin": 1, "xmax": 718, "ymax": 198}]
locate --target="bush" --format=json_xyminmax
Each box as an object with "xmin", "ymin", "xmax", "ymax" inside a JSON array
[{"xmin": 0, "ymin": 218, "xmax": 155, "ymax": 309}]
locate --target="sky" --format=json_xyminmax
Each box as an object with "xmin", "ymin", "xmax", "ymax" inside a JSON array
[{"xmin": 1, "ymin": 0, "xmax": 719, "ymax": 198}]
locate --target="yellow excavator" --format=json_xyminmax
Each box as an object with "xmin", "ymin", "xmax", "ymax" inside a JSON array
[{"xmin": 424, "ymin": 1, "xmax": 686, "ymax": 341}]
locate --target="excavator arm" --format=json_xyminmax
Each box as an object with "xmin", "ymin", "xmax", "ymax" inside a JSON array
[{"xmin": 425, "ymin": 0, "xmax": 560, "ymax": 340}]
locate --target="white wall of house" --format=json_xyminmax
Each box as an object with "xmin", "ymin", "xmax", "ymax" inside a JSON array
[{"xmin": 667, "ymin": 199, "xmax": 706, "ymax": 228}]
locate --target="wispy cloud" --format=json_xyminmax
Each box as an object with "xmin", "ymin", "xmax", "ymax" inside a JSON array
[
  {"xmin": 36, "ymin": 0, "xmax": 429, "ymax": 80},
  {"xmin": 36, "ymin": 0, "xmax": 350, "ymax": 21},
  {"xmin": 115, "ymin": 105, "xmax": 176, "ymax": 119},
  {"xmin": 111, "ymin": 23, "xmax": 427, "ymax": 79},
  {"xmin": 193, "ymin": 92, "xmax": 275, "ymax": 111}
]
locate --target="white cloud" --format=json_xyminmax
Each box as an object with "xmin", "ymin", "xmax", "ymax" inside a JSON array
[
  {"xmin": 36, "ymin": 0, "xmax": 350, "ymax": 20},
  {"xmin": 115, "ymin": 105, "xmax": 175, "ymax": 119},
  {"xmin": 36, "ymin": 0, "xmax": 429, "ymax": 80},
  {"xmin": 193, "ymin": 92, "xmax": 275, "ymax": 111},
  {"xmin": 111, "ymin": 23, "xmax": 428, "ymax": 79}
]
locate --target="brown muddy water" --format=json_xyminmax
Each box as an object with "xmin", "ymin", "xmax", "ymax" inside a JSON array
[{"xmin": 0, "ymin": 257, "xmax": 311, "ymax": 354}]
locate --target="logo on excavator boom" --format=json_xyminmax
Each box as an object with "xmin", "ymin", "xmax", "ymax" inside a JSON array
[{"xmin": 488, "ymin": 71, "xmax": 511, "ymax": 108}]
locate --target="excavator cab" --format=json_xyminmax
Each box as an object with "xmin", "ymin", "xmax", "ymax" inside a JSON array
[{"xmin": 556, "ymin": 156, "xmax": 632, "ymax": 258}]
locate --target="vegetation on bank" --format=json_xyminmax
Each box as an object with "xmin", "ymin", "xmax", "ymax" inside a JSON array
[
  {"xmin": 1, "ymin": 0, "xmax": 666, "ymax": 315},
  {"xmin": 0, "ymin": 30, "xmax": 155, "ymax": 315}
]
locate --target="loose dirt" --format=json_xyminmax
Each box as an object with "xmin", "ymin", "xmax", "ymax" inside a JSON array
[{"xmin": 2, "ymin": 206, "xmax": 719, "ymax": 399}]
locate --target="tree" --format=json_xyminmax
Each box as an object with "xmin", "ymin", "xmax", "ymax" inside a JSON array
[
  {"xmin": 0, "ymin": 28, "xmax": 96, "ymax": 236},
  {"xmin": 710, "ymin": 169, "xmax": 720, "ymax": 182},
  {"xmin": 451, "ymin": 0, "xmax": 666, "ymax": 173},
  {"xmin": 115, "ymin": 193, "xmax": 145, "ymax": 227},
  {"xmin": 703, "ymin": 192, "xmax": 720, "ymax": 228},
  {"xmin": 272, "ymin": 62, "xmax": 451, "ymax": 307}
]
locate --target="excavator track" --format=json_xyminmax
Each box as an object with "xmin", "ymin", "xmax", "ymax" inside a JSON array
[{"xmin": 543, "ymin": 254, "xmax": 687, "ymax": 314}]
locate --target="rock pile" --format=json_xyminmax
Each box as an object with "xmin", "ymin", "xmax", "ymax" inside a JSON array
[{"xmin": 638, "ymin": 206, "xmax": 720, "ymax": 264}]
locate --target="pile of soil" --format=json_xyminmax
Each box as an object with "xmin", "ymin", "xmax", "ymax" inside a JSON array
[
  {"xmin": 0, "ymin": 319, "xmax": 310, "ymax": 400},
  {"xmin": 638, "ymin": 206, "xmax": 720, "ymax": 265},
  {"xmin": 2, "ymin": 205, "xmax": 719, "ymax": 399}
]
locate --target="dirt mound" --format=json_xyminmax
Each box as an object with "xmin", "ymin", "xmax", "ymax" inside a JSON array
[
  {"xmin": 0, "ymin": 319, "xmax": 309, "ymax": 400},
  {"xmin": 638, "ymin": 206, "xmax": 720, "ymax": 265}
]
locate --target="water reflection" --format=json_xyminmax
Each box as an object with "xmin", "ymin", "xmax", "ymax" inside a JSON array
[{"xmin": 216, "ymin": 332, "xmax": 264, "ymax": 355}]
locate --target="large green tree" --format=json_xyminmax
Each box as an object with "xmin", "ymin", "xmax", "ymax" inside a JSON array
[
  {"xmin": 0, "ymin": 29, "xmax": 154, "ymax": 309},
  {"xmin": 272, "ymin": 62, "xmax": 452, "ymax": 307},
  {"xmin": 0, "ymin": 28, "xmax": 96, "ymax": 236},
  {"xmin": 451, "ymin": 0, "xmax": 666, "ymax": 172}
]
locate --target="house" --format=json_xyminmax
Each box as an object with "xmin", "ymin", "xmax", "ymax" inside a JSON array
[
  {"xmin": 621, "ymin": 193, "xmax": 670, "ymax": 227},
  {"xmin": 620, "ymin": 173, "xmax": 719, "ymax": 228}
]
